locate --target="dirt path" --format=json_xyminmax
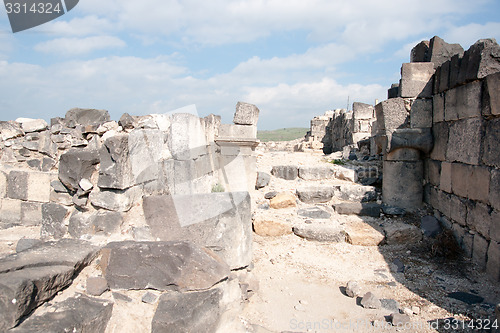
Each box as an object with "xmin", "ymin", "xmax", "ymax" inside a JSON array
[{"xmin": 239, "ymin": 150, "xmax": 500, "ymax": 333}]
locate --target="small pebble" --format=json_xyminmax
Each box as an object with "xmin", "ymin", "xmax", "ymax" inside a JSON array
[{"xmin": 411, "ymin": 306, "xmax": 421, "ymax": 315}]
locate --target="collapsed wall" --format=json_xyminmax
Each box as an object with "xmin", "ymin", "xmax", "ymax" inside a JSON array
[
  {"xmin": 377, "ymin": 36, "xmax": 500, "ymax": 282},
  {"xmin": 0, "ymin": 102, "xmax": 260, "ymax": 331}
]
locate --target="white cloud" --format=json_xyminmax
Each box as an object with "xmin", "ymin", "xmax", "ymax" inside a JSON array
[
  {"xmin": 39, "ymin": 15, "xmax": 115, "ymax": 36},
  {"xmin": 443, "ymin": 22, "xmax": 500, "ymax": 49},
  {"xmin": 34, "ymin": 36, "xmax": 126, "ymax": 55}
]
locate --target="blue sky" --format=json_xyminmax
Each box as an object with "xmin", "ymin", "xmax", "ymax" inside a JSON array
[{"xmin": 0, "ymin": 0, "xmax": 499, "ymax": 130}]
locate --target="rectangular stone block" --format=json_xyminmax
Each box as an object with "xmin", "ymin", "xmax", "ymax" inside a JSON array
[
  {"xmin": 399, "ymin": 63, "xmax": 435, "ymax": 98},
  {"xmin": 468, "ymin": 166, "xmax": 490, "ymax": 202},
  {"xmin": 483, "ymin": 72, "xmax": 500, "ymax": 116},
  {"xmin": 433, "ymin": 66, "xmax": 441, "ymax": 95},
  {"xmin": 487, "ymin": 241, "xmax": 500, "ymax": 282},
  {"xmin": 444, "ymin": 87, "xmax": 458, "ymax": 121},
  {"xmin": 410, "ymin": 99, "xmax": 432, "ymax": 128},
  {"xmin": 451, "ymin": 163, "xmax": 470, "ymax": 198},
  {"xmin": 437, "ymin": 190, "xmax": 451, "ymax": 217},
  {"xmin": 218, "ymin": 124, "xmax": 257, "ymax": 139},
  {"xmin": 169, "ymin": 113, "xmax": 209, "ymax": 161},
  {"xmin": 450, "ymin": 194, "xmax": 467, "ymax": 226},
  {"xmin": 482, "ymin": 117, "xmax": 500, "ymax": 168},
  {"xmin": 491, "ymin": 210, "xmax": 500, "ymax": 243},
  {"xmin": 472, "ymin": 233, "xmax": 488, "ymax": 270},
  {"xmin": 467, "ymin": 202, "xmax": 491, "ymax": 239},
  {"xmin": 428, "ymin": 185, "xmax": 439, "ymax": 210},
  {"xmin": 0, "ymin": 199, "xmax": 22, "ymax": 227},
  {"xmin": 452, "ymin": 223, "xmax": 466, "ymax": 246},
  {"xmin": 491, "ymin": 170, "xmax": 500, "ymax": 211},
  {"xmin": 233, "ymin": 102, "xmax": 259, "ymax": 125},
  {"xmin": 0, "ymin": 171, "xmax": 6, "ymax": 199},
  {"xmin": 459, "ymin": 39, "xmax": 500, "ymax": 84},
  {"xmin": 455, "ymin": 81, "xmax": 482, "ymax": 119},
  {"xmin": 439, "ymin": 162, "xmax": 452, "ymax": 193},
  {"xmin": 375, "ymin": 98, "xmax": 409, "ymax": 132},
  {"xmin": 352, "ymin": 102, "xmax": 374, "ymax": 120},
  {"xmin": 21, "ymin": 201, "xmax": 43, "ymax": 226},
  {"xmin": 438, "ymin": 60, "xmax": 450, "ymax": 93},
  {"xmin": 449, "ymin": 54, "xmax": 462, "ymax": 89},
  {"xmin": 430, "ymin": 121, "xmax": 449, "ymax": 161},
  {"xmin": 433, "ymin": 93, "xmax": 445, "ymax": 123},
  {"xmin": 7, "ymin": 171, "xmax": 28, "ymax": 200},
  {"xmin": 26, "ymin": 172, "xmax": 52, "ymax": 203},
  {"xmin": 427, "ymin": 159, "xmax": 441, "ymax": 187},
  {"xmin": 447, "ymin": 118, "xmax": 482, "ymax": 165}
]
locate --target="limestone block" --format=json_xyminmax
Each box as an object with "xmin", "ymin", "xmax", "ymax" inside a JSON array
[
  {"xmin": 352, "ymin": 102, "xmax": 374, "ymax": 120},
  {"xmin": 399, "ymin": 63, "xmax": 435, "ymax": 98},
  {"xmin": 410, "ymin": 99, "xmax": 432, "ymax": 128},
  {"xmin": 202, "ymin": 114, "xmax": 221, "ymax": 143},
  {"xmin": 487, "ymin": 241, "xmax": 500, "ymax": 282},
  {"xmin": 472, "ymin": 233, "xmax": 488, "ymax": 270},
  {"xmin": 450, "ymin": 163, "xmax": 470, "ymax": 198},
  {"xmin": 0, "ymin": 199, "xmax": 22, "ymax": 227},
  {"xmin": 440, "ymin": 162, "xmax": 452, "ymax": 193},
  {"xmin": 445, "ymin": 81, "xmax": 482, "ymax": 120},
  {"xmin": 333, "ymin": 202, "xmax": 381, "ymax": 217},
  {"xmin": 467, "ymin": 202, "xmax": 491, "ymax": 239},
  {"xmin": 384, "ymin": 222, "xmax": 422, "ymax": 245},
  {"xmin": 483, "ymin": 72, "xmax": 500, "ymax": 116},
  {"xmin": 386, "ymin": 128, "xmax": 433, "ymax": 154},
  {"xmin": 128, "ymin": 129, "xmax": 165, "ymax": 185},
  {"xmin": 255, "ymin": 172, "xmax": 270, "ymax": 189},
  {"xmin": 15, "ymin": 118, "xmax": 48, "ymax": 133},
  {"xmin": 382, "ymin": 160, "xmax": 423, "ymax": 211},
  {"xmin": 458, "ymin": 38, "xmax": 500, "ymax": 85},
  {"xmin": 64, "ymin": 108, "xmax": 110, "ymax": 128},
  {"xmin": 468, "ymin": 166, "xmax": 490, "ymax": 202},
  {"xmin": 427, "ymin": 160, "xmax": 441, "ymax": 187},
  {"xmin": 169, "ymin": 113, "xmax": 208, "ymax": 161},
  {"xmin": 89, "ymin": 186, "xmax": 141, "ymax": 212},
  {"xmin": 462, "ymin": 231, "xmax": 474, "ymax": 258},
  {"xmin": 335, "ymin": 184, "xmax": 377, "ymax": 203},
  {"xmin": 375, "ymin": 98, "xmax": 408, "ymax": 131},
  {"xmin": 490, "ymin": 170, "xmax": 500, "ymax": 211},
  {"xmin": 218, "ymin": 124, "xmax": 257, "ymax": 139},
  {"xmin": 433, "ymin": 94, "xmax": 445, "ymax": 123},
  {"xmin": 298, "ymin": 166, "xmax": 334, "ymax": 180},
  {"xmin": 27, "ymin": 172, "xmax": 52, "ymax": 203},
  {"xmin": 271, "ymin": 165, "xmax": 298, "ymax": 180},
  {"xmin": 447, "ymin": 118, "xmax": 482, "ymax": 165},
  {"xmin": 293, "ymin": 223, "xmax": 346, "ymax": 242},
  {"xmin": 482, "ymin": 117, "xmax": 500, "ymax": 168},
  {"xmin": 59, "ymin": 149, "xmax": 99, "ymax": 192},
  {"xmin": 430, "ymin": 122, "xmax": 449, "ymax": 161},
  {"xmin": 7, "ymin": 171, "xmax": 28, "ymax": 200},
  {"xmin": 253, "ymin": 217, "xmax": 292, "ymax": 236},
  {"xmin": 233, "ymin": 102, "xmax": 260, "ymax": 125},
  {"xmin": 437, "ymin": 190, "xmax": 451, "ymax": 217},
  {"xmin": 143, "ymin": 192, "xmax": 252, "ymax": 269},
  {"xmin": 270, "ymin": 192, "xmax": 296, "ymax": 209},
  {"xmin": 0, "ymin": 121, "xmax": 23, "ymax": 140},
  {"xmin": 296, "ymin": 186, "xmax": 334, "ymax": 204}
]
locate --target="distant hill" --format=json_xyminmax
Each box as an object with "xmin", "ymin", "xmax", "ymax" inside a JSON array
[{"xmin": 257, "ymin": 127, "xmax": 309, "ymax": 142}]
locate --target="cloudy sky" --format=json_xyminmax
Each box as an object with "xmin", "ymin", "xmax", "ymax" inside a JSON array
[{"xmin": 0, "ymin": 0, "xmax": 499, "ymax": 130}]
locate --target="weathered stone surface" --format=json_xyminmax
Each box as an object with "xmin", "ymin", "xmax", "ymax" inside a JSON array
[
  {"xmin": 233, "ymin": 102, "xmax": 260, "ymax": 126},
  {"xmin": 89, "ymin": 186, "xmax": 141, "ymax": 212},
  {"xmin": 264, "ymin": 191, "xmax": 278, "ymax": 200},
  {"xmin": 41, "ymin": 203, "xmax": 69, "ymax": 239},
  {"xmin": 64, "ymin": 108, "xmax": 110, "ymax": 128},
  {"xmin": 98, "ymin": 134, "xmax": 134, "ymax": 190},
  {"xmin": 428, "ymin": 36, "xmax": 464, "ymax": 68},
  {"xmin": 255, "ymin": 172, "xmax": 270, "ymax": 189},
  {"xmin": 0, "ymin": 199, "xmax": 22, "ymax": 227},
  {"xmin": 68, "ymin": 210, "xmax": 124, "ymax": 238},
  {"xmin": 410, "ymin": 98, "xmax": 432, "ymax": 128},
  {"xmin": 335, "ymin": 184, "xmax": 377, "ymax": 203},
  {"xmin": 143, "ymin": 192, "xmax": 252, "ymax": 269},
  {"xmin": 87, "ymin": 277, "xmax": 109, "ymax": 296},
  {"xmin": 375, "ymin": 98, "xmax": 408, "ymax": 132},
  {"xmin": 59, "ymin": 149, "xmax": 99, "ymax": 192},
  {"xmin": 271, "ymin": 165, "xmax": 298, "ymax": 180},
  {"xmin": 345, "ymin": 220, "xmax": 385, "ymax": 246},
  {"xmin": 386, "ymin": 128, "xmax": 433, "ymax": 154},
  {"xmin": 298, "ymin": 166, "xmax": 334, "ymax": 180},
  {"xmin": 384, "ymin": 222, "xmax": 422, "ymax": 245},
  {"xmin": 399, "ymin": 63, "xmax": 435, "ymax": 98},
  {"xmin": 11, "ymin": 294, "xmax": 113, "ymax": 333},
  {"xmin": 411, "ymin": 40, "xmax": 430, "ymax": 62},
  {"xmin": 430, "ymin": 121, "xmax": 449, "ymax": 161},
  {"xmin": 333, "ymin": 202, "xmax": 381, "ymax": 217},
  {"xmin": 297, "ymin": 206, "xmax": 331, "ymax": 219},
  {"xmin": 15, "ymin": 239, "xmax": 41, "ymax": 253},
  {"xmin": 15, "ymin": 118, "xmax": 48, "ymax": 133},
  {"xmin": 467, "ymin": 202, "xmax": 491, "ymax": 239},
  {"xmin": 0, "ymin": 239, "xmax": 98, "ymax": 330},
  {"xmin": 390, "ymin": 313, "xmax": 411, "ymax": 327},
  {"xmin": 102, "ymin": 241, "xmax": 229, "ymax": 291},
  {"xmin": 142, "ymin": 291, "xmax": 158, "ymax": 304},
  {"xmin": 253, "ymin": 217, "xmax": 292, "ymax": 236},
  {"xmin": 483, "ymin": 118, "xmax": 500, "ymax": 168},
  {"xmin": 296, "ymin": 186, "xmax": 334, "ymax": 204},
  {"xmin": 27, "ymin": 172, "xmax": 52, "ymax": 203},
  {"xmin": 483, "ymin": 72, "xmax": 500, "ymax": 116},
  {"xmin": 20, "ymin": 201, "xmax": 43, "ymax": 226},
  {"xmin": 119, "ymin": 113, "xmax": 137, "ymax": 130},
  {"xmin": 487, "ymin": 241, "xmax": 500, "ymax": 282},
  {"xmin": 472, "ymin": 233, "xmax": 488, "ymax": 269},
  {"xmin": 383, "ymin": 160, "xmax": 423, "ymax": 211},
  {"xmin": 491, "ymin": 170, "xmax": 500, "ymax": 212},
  {"xmin": 420, "ymin": 215, "xmax": 442, "ymax": 238},
  {"xmin": 361, "ymin": 292, "xmax": 381, "ymax": 309},
  {"xmin": 7, "ymin": 171, "xmax": 28, "ymax": 200},
  {"xmin": 169, "ymin": 113, "xmax": 208, "ymax": 160},
  {"xmin": 458, "ymin": 38, "xmax": 500, "ymax": 84},
  {"xmin": 152, "ymin": 288, "xmax": 223, "ymax": 333},
  {"xmin": 129, "ymin": 129, "xmax": 166, "ymax": 185},
  {"xmin": 269, "ymin": 192, "xmax": 296, "ymax": 209},
  {"xmin": 0, "ymin": 121, "xmax": 23, "ymax": 140},
  {"xmin": 218, "ymin": 124, "xmax": 257, "ymax": 139},
  {"xmin": 352, "ymin": 102, "xmax": 374, "ymax": 120},
  {"xmin": 293, "ymin": 223, "xmax": 345, "ymax": 242},
  {"xmin": 345, "ymin": 280, "xmax": 362, "ymax": 298}
]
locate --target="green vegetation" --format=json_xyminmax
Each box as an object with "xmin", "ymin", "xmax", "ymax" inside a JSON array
[
  {"xmin": 329, "ymin": 159, "xmax": 346, "ymax": 165},
  {"xmin": 211, "ymin": 183, "xmax": 225, "ymax": 192},
  {"xmin": 257, "ymin": 127, "xmax": 309, "ymax": 142}
]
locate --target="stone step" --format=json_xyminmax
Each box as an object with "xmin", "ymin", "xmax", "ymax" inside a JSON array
[
  {"xmin": 293, "ymin": 222, "xmax": 346, "ymax": 242},
  {"xmin": 333, "ymin": 202, "xmax": 382, "ymax": 217},
  {"xmin": 269, "ymin": 163, "xmax": 380, "ymax": 183}
]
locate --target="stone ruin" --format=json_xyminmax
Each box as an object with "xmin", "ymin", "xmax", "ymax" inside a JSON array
[
  {"xmin": 303, "ymin": 36, "xmax": 500, "ymax": 283},
  {"xmin": 0, "ymin": 102, "xmax": 260, "ymax": 331}
]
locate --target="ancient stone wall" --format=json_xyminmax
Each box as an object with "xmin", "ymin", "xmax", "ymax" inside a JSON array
[{"xmin": 377, "ymin": 36, "xmax": 500, "ymax": 282}]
